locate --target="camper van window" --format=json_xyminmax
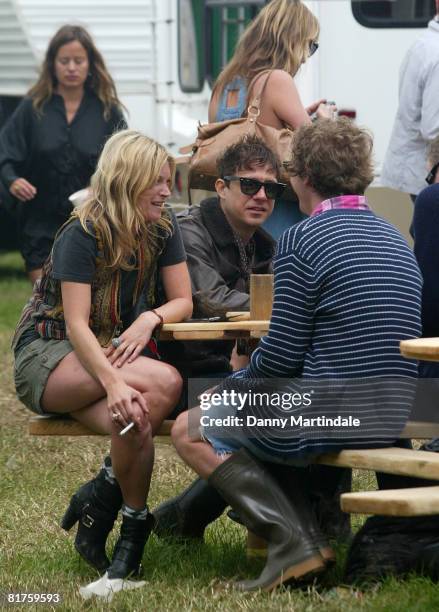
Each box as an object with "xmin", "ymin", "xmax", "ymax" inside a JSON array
[
  {"xmin": 178, "ymin": 0, "xmax": 204, "ymax": 92},
  {"xmin": 206, "ymin": 3, "xmax": 260, "ymax": 84},
  {"xmin": 352, "ymin": 0, "xmax": 436, "ymax": 28}
]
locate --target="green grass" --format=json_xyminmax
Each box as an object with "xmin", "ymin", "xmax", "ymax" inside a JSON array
[{"xmin": 1, "ymin": 251, "xmax": 439, "ymax": 611}]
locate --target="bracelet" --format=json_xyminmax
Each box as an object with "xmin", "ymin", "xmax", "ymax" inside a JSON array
[{"xmin": 150, "ymin": 309, "xmax": 164, "ymax": 331}]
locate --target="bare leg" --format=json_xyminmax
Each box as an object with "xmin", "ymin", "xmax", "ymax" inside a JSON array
[
  {"xmin": 70, "ymin": 391, "xmax": 172, "ymax": 436},
  {"xmin": 110, "ymin": 415, "xmax": 154, "ymax": 510},
  {"xmin": 172, "ymin": 408, "xmax": 227, "ymax": 479},
  {"xmin": 42, "ymin": 351, "xmax": 181, "ymax": 513},
  {"xmin": 41, "ymin": 351, "xmax": 182, "ymax": 434}
]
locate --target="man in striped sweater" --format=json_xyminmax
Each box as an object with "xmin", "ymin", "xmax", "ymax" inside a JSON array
[{"xmin": 172, "ymin": 118, "xmax": 423, "ymax": 591}]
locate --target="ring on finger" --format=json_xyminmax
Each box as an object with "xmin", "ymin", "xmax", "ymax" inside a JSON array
[
  {"xmin": 112, "ymin": 337, "xmax": 122, "ymax": 349},
  {"xmin": 111, "ymin": 411, "xmax": 121, "ymax": 421}
]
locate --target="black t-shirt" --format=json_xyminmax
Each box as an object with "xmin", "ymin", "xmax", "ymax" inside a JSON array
[
  {"xmin": 413, "ymin": 183, "xmax": 439, "ymax": 337},
  {"xmin": 16, "ymin": 208, "xmax": 186, "ymax": 352}
]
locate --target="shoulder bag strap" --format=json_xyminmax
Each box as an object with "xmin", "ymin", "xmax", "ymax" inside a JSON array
[{"xmin": 246, "ymin": 69, "xmax": 273, "ymax": 117}]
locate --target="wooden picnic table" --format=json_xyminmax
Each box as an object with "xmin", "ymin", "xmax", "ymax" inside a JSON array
[
  {"xmin": 400, "ymin": 337, "xmax": 439, "ymax": 361},
  {"xmin": 159, "ymin": 319, "xmax": 270, "ymax": 341},
  {"xmin": 29, "ymin": 328, "xmax": 439, "ymax": 518}
]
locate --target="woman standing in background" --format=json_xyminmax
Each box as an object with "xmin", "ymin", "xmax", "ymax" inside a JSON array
[
  {"xmin": 208, "ymin": 0, "xmax": 334, "ymax": 239},
  {"xmin": 0, "ymin": 24, "xmax": 126, "ymax": 283}
]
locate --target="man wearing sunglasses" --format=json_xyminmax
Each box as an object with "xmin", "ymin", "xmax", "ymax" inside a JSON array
[
  {"xmin": 169, "ymin": 119, "xmax": 422, "ymax": 590},
  {"xmin": 154, "ymin": 135, "xmax": 278, "ymax": 538},
  {"xmin": 155, "ymin": 134, "xmax": 351, "ymax": 547},
  {"xmin": 160, "ymin": 134, "xmax": 279, "ymax": 373}
]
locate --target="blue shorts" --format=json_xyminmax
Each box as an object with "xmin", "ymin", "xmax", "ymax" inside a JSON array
[{"xmin": 200, "ymin": 401, "xmax": 312, "ymax": 467}]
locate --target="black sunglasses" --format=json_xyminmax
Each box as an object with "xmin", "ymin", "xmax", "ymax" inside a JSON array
[
  {"xmin": 222, "ymin": 176, "xmax": 286, "ymax": 199},
  {"xmin": 309, "ymin": 41, "xmax": 319, "ymax": 57},
  {"xmin": 426, "ymin": 162, "xmax": 439, "ymax": 185}
]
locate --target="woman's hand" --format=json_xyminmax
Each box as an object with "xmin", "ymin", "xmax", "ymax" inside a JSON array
[
  {"xmin": 10, "ymin": 178, "xmax": 37, "ymax": 202},
  {"xmin": 106, "ymin": 379, "xmax": 149, "ymax": 430},
  {"xmin": 316, "ymin": 102, "xmax": 337, "ymax": 120},
  {"xmin": 306, "ymin": 98, "xmax": 327, "ymax": 116},
  {"xmin": 107, "ymin": 311, "xmax": 160, "ymax": 368}
]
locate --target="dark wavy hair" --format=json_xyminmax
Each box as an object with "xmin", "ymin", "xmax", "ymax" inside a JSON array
[
  {"xmin": 217, "ymin": 135, "xmax": 281, "ymax": 179},
  {"xmin": 284, "ymin": 118, "xmax": 374, "ymax": 197},
  {"xmin": 28, "ymin": 24, "xmax": 123, "ymax": 119}
]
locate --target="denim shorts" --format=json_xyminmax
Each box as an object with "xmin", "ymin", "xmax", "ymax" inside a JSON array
[
  {"xmin": 14, "ymin": 337, "xmax": 73, "ymax": 414},
  {"xmin": 200, "ymin": 401, "xmax": 311, "ymax": 467}
]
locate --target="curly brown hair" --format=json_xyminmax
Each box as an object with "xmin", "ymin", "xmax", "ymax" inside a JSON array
[
  {"xmin": 428, "ymin": 135, "xmax": 439, "ymax": 167},
  {"xmin": 284, "ymin": 118, "xmax": 374, "ymax": 197},
  {"xmin": 28, "ymin": 24, "xmax": 123, "ymax": 119}
]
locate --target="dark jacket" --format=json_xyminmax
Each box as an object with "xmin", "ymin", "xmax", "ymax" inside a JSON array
[
  {"xmin": 159, "ymin": 197, "xmax": 275, "ymax": 377},
  {"xmin": 0, "ymin": 91, "xmax": 127, "ymax": 266}
]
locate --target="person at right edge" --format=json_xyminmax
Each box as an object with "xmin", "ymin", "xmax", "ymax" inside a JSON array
[
  {"xmin": 381, "ymin": 0, "xmax": 439, "ymax": 203},
  {"xmin": 410, "ymin": 136, "xmax": 439, "ymax": 447}
]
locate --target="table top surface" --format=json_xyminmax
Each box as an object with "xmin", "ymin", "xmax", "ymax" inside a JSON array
[
  {"xmin": 160, "ymin": 319, "xmax": 270, "ymax": 340},
  {"xmin": 400, "ymin": 338, "xmax": 439, "ymax": 361}
]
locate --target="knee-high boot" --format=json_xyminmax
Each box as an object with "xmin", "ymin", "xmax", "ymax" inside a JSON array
[
  {"xmin": 208, "ymin": 449, "xmax": 326, "ymax": 591},
  {"xmin": 152, "ymin": 477, "xmax": 227, "ymax": 539}
]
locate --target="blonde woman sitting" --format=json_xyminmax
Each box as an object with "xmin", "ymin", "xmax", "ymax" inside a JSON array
[{"xmin": 12, "ymin": 130, "xmax": 192, "ymax": 578}]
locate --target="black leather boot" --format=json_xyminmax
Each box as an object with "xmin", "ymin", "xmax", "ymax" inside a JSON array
[
  {"xmin": 152, "ymin": 477, "xmax": 227, "ymax": 539},
  {"xmin": 229, "ymin": 463, "xmax": 335, "ymax": 566},
  {"xmin": 270, "ymin": 464, "xmax": 335, "ymax": 564},
  {"xmin": 107, "ymin": 512, "xmax": 155, "ymax": 579},
  {"xmin": 209, "ymin": 449, "xmax": 326, "ymax": 591},
  {"xmin": 61, "ymin": 457, "xmax": 123, "ymax": 573},
  {"xmin": 304, "ymin": 465, "xmax": 352, "ymax": 542}
]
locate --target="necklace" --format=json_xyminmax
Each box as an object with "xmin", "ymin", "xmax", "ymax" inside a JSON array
[{"xmin": 233, "ymin": 232, "xmax": 255, "ymax": 286}]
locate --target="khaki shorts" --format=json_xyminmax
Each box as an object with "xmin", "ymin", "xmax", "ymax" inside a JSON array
[{"xmin": 14, "ymin": 337, "xmax": 73, "ymax": 414}]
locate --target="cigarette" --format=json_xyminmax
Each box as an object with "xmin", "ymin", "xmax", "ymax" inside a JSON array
[{"xmin": 119, "ymin": 421, "xmax": 135, "ymax": 436}]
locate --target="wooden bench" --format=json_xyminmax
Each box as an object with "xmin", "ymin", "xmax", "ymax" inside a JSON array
[
  {"xmin": 29, "ymin": 415, "xmax": 174, "ymax": 437},
  {"xmin": 341, "ymin": 486, "xmax": 439, "ymax": 516},
  {"xmin": 29, "ymin": 415, "xmax": 439, "ymax": 440},
  {"xmin": 29, "ymin": 415, "xmax": 439, "ymax": 517}
]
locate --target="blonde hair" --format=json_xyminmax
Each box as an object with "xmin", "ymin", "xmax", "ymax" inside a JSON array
[
  {"xmin": 28, "ymin": 24, "xmax": 123, "ymax": 119},
  {"xmin": 213, "ymin": 0, "xmax": 319, "ymax": 98},
  {"xmin": 74, "ymin": 130, "xmax": 174, "ymax": 270}
]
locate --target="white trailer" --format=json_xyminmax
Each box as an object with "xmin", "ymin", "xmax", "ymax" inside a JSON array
[
  {"xmin": 0, "ymin": 0, "xmax": 211, "ymax": 153},
  {"xmin": 0, "ymin": 0, "xmax": 435, "ymax": 240}
]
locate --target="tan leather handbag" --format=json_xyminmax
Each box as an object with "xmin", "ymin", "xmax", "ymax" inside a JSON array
[{"xmin": 183, "ymin": 71, "xmax": 295, "ymax": 194}]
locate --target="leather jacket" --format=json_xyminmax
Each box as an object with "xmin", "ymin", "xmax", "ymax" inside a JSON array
[{"xmin": 159, "ymin": 197, "xmax": 275, "ymax": 377}]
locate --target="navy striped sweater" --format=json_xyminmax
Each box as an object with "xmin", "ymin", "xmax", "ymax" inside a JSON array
[{"xmin": 225, "ymin": 209, "xmax": 423, "ymax": 457}]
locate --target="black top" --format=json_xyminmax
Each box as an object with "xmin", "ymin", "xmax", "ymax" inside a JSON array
[
  {"xmin": 412, "ymin": 183, "xmax": 439, "ymax": 378},
  {"xmin": 0, "ymin": 91, "xmax": 127, "ymax": 267},
  {"xmin": 413, "ymin": 183, "xmax": 439, "ymax": 338},
  {"xmin": 15, "ymin": 209, "xmax": 186, "ymax": 353},
  {"xmin": 159, "ymin": 197, "xmax": 275, "ymax": 377}
]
